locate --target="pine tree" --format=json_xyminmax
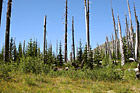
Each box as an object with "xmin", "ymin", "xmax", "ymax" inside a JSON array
[
  {"xmin": 0, "ymin": 45, "xmax": 4, "ymax": 61},
  {"xmin": 77, "ymin": 40, "xmax": 83, "ymax": 65},
  {"xmin": 82, "ymin": 44, "xmax": 87, "ymax": 67},
  {"xmin": 94, "ymin": 45, "xmax": 102, "ymax": 66},
  {"xmin": 88, "ymin": 47, "xmax": 93, "ymax": 69},
  {"xmin": 33, "ymin": 40, "xmax": 37, "ymax": 57},
  {"xmin": 13, "ymin": 40, "xmax": 17, "ymax": 62},
  {"xmin": 47, "ymin": 43, "xmax": 53, "ymax": 65},
  {"xmin": 57, "ymin": 41, "xmax": 63, "ymax": 66},
  {"xmin": 9, "ymin": 37, "xmax": 14, "ymax": 61},
  {"xmin": 18, "ymin": 42, "xmax": 22, "ymax": 58},
  {"xmin": 27, "ymin": 39, "xmax": 33, "ymax": 57}
]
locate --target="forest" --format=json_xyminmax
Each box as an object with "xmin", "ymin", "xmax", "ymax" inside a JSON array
[{"xmin": 0, "ymin": 0, "xmax": 140, "ymax": 92}]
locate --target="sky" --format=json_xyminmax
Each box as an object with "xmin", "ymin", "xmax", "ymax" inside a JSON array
[{"xmin": 0, "ymin": 0, "xmax": 140, "ymax": 56}]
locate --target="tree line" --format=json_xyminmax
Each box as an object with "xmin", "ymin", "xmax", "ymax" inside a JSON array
[{"xmin": 0, "ymin": 0, "xmax": 140, "ymax": 71}]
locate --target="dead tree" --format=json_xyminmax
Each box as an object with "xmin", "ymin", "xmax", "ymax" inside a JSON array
[
  {"xmin": 127, "ymin": 0, "xmax": 134, "ymax": 57},
  {"xmin": 112, "ymin": 33, "xmax": 115, "ymax": 55},
  {"xmin": 23, "ymin": 40, "xmax": 25, "ymax": 56},
  {"xmin": 105, "ymin": 42, "xmax": 107, "ymax": 57},
  {"xmin": 56, "ymin": 40, "xmax": 58, "ymax": 57},
  {"xmin": 72, "ymin": 16, "xmax": 75, "ymax": 63},
  {"xmin": 5, "ymin": 0, "xmax": 12, "ymax": 62},
  {"xmin": 134, "ymin": 4, "xmax": 139, "ymax": 61},
  {"xmin": 0, "ymin": 0, "xmax": 3, "ymax": 26},
  {"xmin": 125, "ymin": 12, "xmax": 130, "ymax": 49},
  {"xmin": 111, "ymin": 2, "xmax": 118, "ymax": 59},
  {"xmin": 64, "ymin": 0, "xmax": 68, "ymax": 62},
  {"xmin": 84, "ymin": 0, "xmax": 90, "ymax": 52},
  {"xmin": 118, "ymin": 15, "xmax": 125, "ymax": 66},
  {"xmin": 43, "ymin": 15, "xmax": 47, "ymax": 62},
  {"xmin": 70, "ymin": 52, "xmax": 72, "ymax": 62},
  {"xmin": 106, "ymin": 36, "xmax": 112, "ymax": 60}
]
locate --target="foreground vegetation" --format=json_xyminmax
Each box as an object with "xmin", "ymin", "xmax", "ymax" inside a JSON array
[
  {"xmin": 1, "ymin": 72, "xmax": 140, "ymax": 93},
  {"xmin": 0, "ymin": 60, "xmax": 140, "ymax": 93}
]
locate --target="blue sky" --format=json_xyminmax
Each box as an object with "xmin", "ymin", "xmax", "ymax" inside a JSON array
[{"xmin": 0, "ymin": 0, "xmax": 140, "ymax": 55}]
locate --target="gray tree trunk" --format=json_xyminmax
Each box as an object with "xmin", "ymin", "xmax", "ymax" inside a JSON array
[
  {"xmin": 112, "ymin": 34, "xmax": 115, "ymax": 55},
  {"xmin": 84, "ymin": 0, "xmax": 90, "ymax": 52},
  {"xmin": 106, "ymin": 36, "xmax": 112, "ymax": 60},
  {"xmin": 0, "ymin": 0, "xmax": 3, "ymax": 26},
  {"xmin": 118, "ymin": 15, "xmax": 125, "ymax": 66},
  {"xmin": 5, "ymin": 0, "xmax": 12, "ymax": 62},
  {"xmin": 43, "ymin": 15, "xmax": 47, "ymax": 62},
  {"xmin": 105, "ymin": 42, "xmax": 107, "ymax": 57},
  {"xmin": 70, "ymin": 52, "xmax": 72, "ymax": 62},
  {"xmin": 56, "ymin": 40, "xmax": 58, "ymax": 57},
  {"xmin": 111, "ymin": 5, "xmax": 118, "ymax": 59},
  {"xmin": 72, "ymin": 16, "xmax": 75, "ymax": 63},
  {"xmin": 127, "ymin": 0, "xmax": 134, "ymax": 57},
  {"xmin": 64, "ymin": 0, "xmax": 68, "ymax": 62},
  {"xmin": 125, "ymin": 12, "xmax": 130, "ymax": 49},
  {"xmin": 134, "ymin": 5, "xmax": 139, "ymax": 61},
  {"xmin": 23, "ymin": 40, "xmax": 25, "ymax": 56}
]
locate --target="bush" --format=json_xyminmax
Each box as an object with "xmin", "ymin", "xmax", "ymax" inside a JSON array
[{"xmin": 19, "ymin": 57, "xmax": 50, "ymax": 74}]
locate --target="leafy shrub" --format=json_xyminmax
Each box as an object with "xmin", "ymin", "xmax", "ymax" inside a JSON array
[{"xmin": 0, "ymin": 62, "xmax": 17, "ymax": 79}]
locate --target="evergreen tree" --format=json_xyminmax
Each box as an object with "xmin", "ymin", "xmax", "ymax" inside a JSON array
[
  {"xmin": 94, "ymin": 46, "xmax": 102, "ymax": 66},
  {"xmin": 77, "ymin": 40, "xmax": 83, "ymax": 65},
  {"xmin": 44, "ymin": 40, "xmax": 48, "ymax": 64},
  {"xmin": 33, "ymin": 40, "xmax": 37, "ymax": 57},
  {"xmin": 13, "ymin": 40, "xmax": 17, "ymax": 62},
  {"xmin": 82, "ymin": 44, "xmax": 87, "ymax": 67},
  {"xmin": 18, "ymin": 42, "xmax": 22, "ymax": 58},
  {"xmin": 47, "ymin": 43, "xmax": 53, "ymax": 65},
  {"xmin": 57, "ymin": 41, "xmax": 63, "ymax": 66},
  {"xmin": 9, "ymin": 37, "xmax": 14, "ymax": 61},
  {"xmin": 88, "ymin": 47, "xmax": 94, "ymax": 69},
  {"xmin": 0, "ymin": 45, "xmax": 4, "ymax": 61},
  {"xmin": 26, "ymin": 39, "xmax": 33, "ymax": 57}
]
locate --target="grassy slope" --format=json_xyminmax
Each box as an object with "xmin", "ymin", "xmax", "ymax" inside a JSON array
[{"xmin": 0, "ymin": 71, "xmax": 140, "ymax": 93}]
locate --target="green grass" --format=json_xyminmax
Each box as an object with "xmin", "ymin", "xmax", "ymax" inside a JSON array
[
  {"xmin": 0, "ymin": 62, "xmax": 139, "ymax": 93},
  {"xmin": 0, "ymin": 70, "xmax": 140, "ymax": 93}
]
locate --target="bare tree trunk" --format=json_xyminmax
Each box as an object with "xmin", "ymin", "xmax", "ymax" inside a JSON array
[
  {"xmin": 64, "ymin": 0, "xmax": 68, "ymax": 62},
  {"xmin": 106, "ymin": 36, "xmax": 112, "ymax": 60},
  {"xmin": 5, "ymin": 0, "xmax": 12, "ymax": 62},
  {"xmin": 105, "ymin": 42, "xmax": 107, "ymax": 57},
  {"xmin": 111, "ymin": 3, "xmax": 118, "ymax": 59},
  {"xmin": 43, "ymin": 15, "xmax": 47, "ymax": 62},
  {"xmin": 72, "ymin": 16, "xmax": 75, "ymax": 63},
  {"xmin": 125, "ymin": 12, "xmax": 129, "ymax": 49},
  {"xmin": 118, "ymin": 15, "xmax": 125, "ymax": 66},
  {"xmin": 112, "ymin": 34, "xmax": 115, "ymax": 55},
  {"xmin": 134, "ymin": 4, "xmax": 139, "ymax": 61},
  {"xmin": 127, "ymin": 0, "xmax": 134, "ymax": 57},
  {"xmin": 56, "ymin": 40, "xmax": 58, "ymax": 57},
  {"xmin": 0, "ymin": 0, "xmax": 3, "ymax": 26},
  {"xmin": 70, "ymin": 52, "xmax": 72, "ymax": 62},
  {"xmin": 23, "ymin": 40, "xmax": 25, "ymax": 56},
  {"xmin": 84, "ymin": 0, "xmax": 90, "ymax": 52}
]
